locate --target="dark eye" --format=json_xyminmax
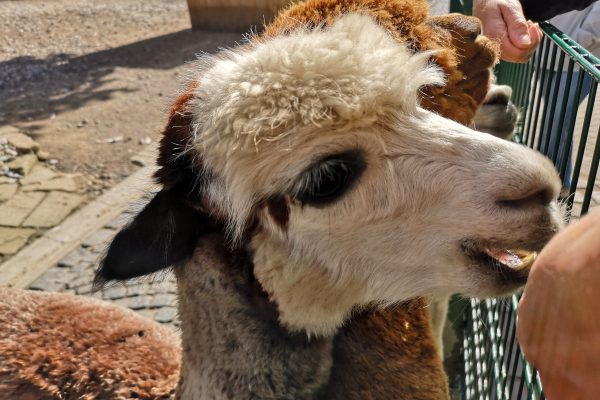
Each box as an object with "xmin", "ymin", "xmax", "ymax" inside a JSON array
[{"xmin": 295, "ymin": 151, "xmax": 366, "ymax": 206}]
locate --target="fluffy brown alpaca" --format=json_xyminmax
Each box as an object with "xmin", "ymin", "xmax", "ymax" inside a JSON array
[
  {"xmin": 0, "ymin": 288, "xmax": 180, "ymax": 399},
  {"xmin": 266, "ymin": 0, "xmax": 500, "ymax": 125},
  {"xmin": 0, "ymin": 1, "xmax": 560, "ymax": 399}
]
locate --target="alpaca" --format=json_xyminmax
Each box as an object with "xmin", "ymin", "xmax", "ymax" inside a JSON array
[
  {"xmin": 0, "ymin": 2, "xmax": 561, "ymax": 399},
  {"xmin": 473, "ymin": 84, "xmax": 519, "ymax": 140},
  {"xmin": 96, "ymin": 11, "xmax": 559, "ymax": 397}
]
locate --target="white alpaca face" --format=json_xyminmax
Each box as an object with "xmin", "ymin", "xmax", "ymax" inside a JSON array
[{"xmin": 185, "ymin": 14, "xmax": 562, "ymax": 334}]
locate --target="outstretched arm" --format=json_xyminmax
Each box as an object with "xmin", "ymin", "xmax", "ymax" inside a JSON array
[{"xmin": 517, "ymin": 209, "xmax": 600, "ymax": 400}]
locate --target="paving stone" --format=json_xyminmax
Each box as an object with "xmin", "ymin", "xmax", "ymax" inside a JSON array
[
  {"xmin": 0, "ymin": 183, "xmax": 18, "ymax": 202},
  {"xmin": 75, "ymin": 284, "xmax": 94, "ymax": 295},
  {"xmin": 19, "ymin": 165, "xmax": 58, "ymax": 185},
  {"xmin": 82, "ymin": 228, "xmax": 115, "ymax": 249},
  {"xmin": 104, "ymin": 215, "xmax": 131, "ymax": 230},
  {"xmin": 76, "ymin": 269, "xmax": 96, "ymax": 285},
  {"xmin": 23, "ymin": 192, "xmax": 84, "ymax": 228},
  {"xmin": 148, "ymin": 281, "xmax": 175, "ymax": 295},
  {"xmin": 21, "ymin": 175, "xmax": 83, "ymax": 193},
  {"xmin": 126, "ymin": 284, "xmax": 146, "ymax": 297},
  {"xmin": 6, "ymin": 153, "xmax": 38, "ymax": 175},
  {"xmin": 79, "ymin": 250, "xmax": 101, "ymax": 265},
  {"xmin": 154, "ymin": 307, "xmax": 178, "ymax": 323},
  {"xmin": 36, "ymin": 151, "xmax": 51, "ymax": 161},
  {"xmin": 0, "ymin": 126, "xmax": 20, "ymax": 136},
  {"xmin": 136, "ymin": 308, "xmax": 157, "ymax": 320},
  {"xmin": 67, "ymin": 275, "xmax": 92, "ymax": 289},
  {"xmin": 0, "ymin": 177, "xmax": 16, "ymax": 184},
  {"xmin": 29, "ymin": 268, "xmax": 71, "ymax": 292},
  {"xmin": 87, "ymin": 291, "xmax": 104, "ymax": 300},
  {"xmin": 57, "ymin": 248, "xmax": 84, "ymax": 268},
  {"xmin": 127, "ymin": 295, "xmax": 152, "ymax": 310},
  {"xmin": 125, "ymin": 277, "xmax": 146, "ymax": 287},
  {"xmin": 105, "ymin": 297, "xmax": 127, "ymax": 308},
  {"xmin": 150, "ymin": 293, "xmax": 177, "ymax": 308},
  {"xmin": 124, "ymin": 199, "xmax": 150, "ymax": 215},
  {"xmin": 103, "ymin": 285, "xmax": 127, "ymax": 300},
  {"xmin": 0, "ymin": 191, "xmax": 45, "ymax": 226},
  {"xmin": 0, "ymin": 227, "xmax": 36, "ymax": 255},
  {"xmin": 1, "ymin": 132, "xmax": 40, "ymax": 153}
]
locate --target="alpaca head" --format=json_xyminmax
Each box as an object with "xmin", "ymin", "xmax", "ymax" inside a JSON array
[{"xmin": 97, "ymin": 14, "xmax": 562, "ymax": 336}]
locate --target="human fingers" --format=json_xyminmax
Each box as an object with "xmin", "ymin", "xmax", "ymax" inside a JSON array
[
  {"xmin": 498, "ymin": 36, "xmax": 536, "ymax": 63},
  {"xmin": 498, "ymin": 0, "xmax": 531, "ymax": 48},
  {"xmin": 528, "ymin": 21, "xmax": 543, "ymax": 45}
]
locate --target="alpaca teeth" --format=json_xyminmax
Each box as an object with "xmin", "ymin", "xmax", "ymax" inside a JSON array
[
  {"xmin": 484, "ymin": 248, "xmax": 536, "ymax": 271},
  {"xmin": 513, "ymin": 250, "xmax": 538, "ymax": 271}
]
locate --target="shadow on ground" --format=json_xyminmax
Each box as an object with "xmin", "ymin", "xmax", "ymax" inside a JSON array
[{"xmin": 0, "ymin": 29, "xmax": 239, "ymax": 128}]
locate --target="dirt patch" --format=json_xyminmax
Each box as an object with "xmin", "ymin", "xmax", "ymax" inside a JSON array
[{"xmin": 0, "ymin": 0, "xmax": 240, "ymax": 194}]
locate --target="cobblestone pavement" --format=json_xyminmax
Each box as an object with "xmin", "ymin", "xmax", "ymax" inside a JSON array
[
  {"xmin": 27, "ymin": 192, "xmax": 180, "ymax": 329},
  {"xmin": 0, "ymin": 126, "xmax": 88, "ymax": 261}
]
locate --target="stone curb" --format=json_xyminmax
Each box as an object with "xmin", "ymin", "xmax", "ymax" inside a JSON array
[{"xmin": 0, "ymin": 144, "xmax": 158, "ymax": 288}]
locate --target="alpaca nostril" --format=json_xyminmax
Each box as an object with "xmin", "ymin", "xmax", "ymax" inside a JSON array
[
  {"xmin": 483, "ymin": 85, "xmax": 513, "ymax": 106},
  {"xmin": 484, "ymin": 95, "xmax": 509, "ymax": 106},
  {"xmin": 498, "ymin": 185, "xmax": 556, "ymax": 209}
]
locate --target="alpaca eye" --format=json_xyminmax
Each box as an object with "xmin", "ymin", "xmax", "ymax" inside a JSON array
[{"xmin": 296, "ymin": 151, "xmax": 365, "ymax": 206}]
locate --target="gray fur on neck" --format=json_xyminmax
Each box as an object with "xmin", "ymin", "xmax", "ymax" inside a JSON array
[{"xmin": 175, "ymin": 234, "xmax": 333, "ymax": 400}]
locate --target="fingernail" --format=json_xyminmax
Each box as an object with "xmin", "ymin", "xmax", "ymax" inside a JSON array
[{"xmin": 519, "ymin": 33, "xmax": 531, "ymax": 45}]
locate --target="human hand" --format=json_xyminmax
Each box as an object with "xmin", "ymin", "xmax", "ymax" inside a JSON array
[
  {"xmin": 517, "ymin": 209, "xmax": 600, "ymax": 400},
  {"xmin": 473, "ymin": 0, "xmax": 543, "ymax": 63}
]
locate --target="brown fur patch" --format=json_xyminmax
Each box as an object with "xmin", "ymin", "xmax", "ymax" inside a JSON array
[
  {"xmin": 324, "ymin": 299, "xmax": 449, "ymax": 399},
  {"xmin": 266, "ymin": 0, "xmax": 499, "ymax": 125},
  {"xmin": 0, "ymin": 288, "xmax": 180, "ymax": 400},
  {"xmin": 266, "ymin": 195, "xmax": 290, "ymax": 230},
  {"xmin": 154, "ymin": 81, "xmax": 201, "ymax": 191}
]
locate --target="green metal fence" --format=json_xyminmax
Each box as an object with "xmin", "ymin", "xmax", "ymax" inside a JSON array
[{"xmin": 459, "ymin": 23, "xmax": 600, "ymax": 400}]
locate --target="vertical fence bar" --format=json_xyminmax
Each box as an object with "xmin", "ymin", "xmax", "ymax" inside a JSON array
[
  {"xmin": 541, "ymin": 52, "xmax": 566, "ymax": 154},
  {"xmin": 523, "ymin": 38, "xmax": 547, "ymax": 145},
  {"xmin": 581, "ymin": 126, "xmax": 600, "ymax": 214},
  {"xmin": 536, "ymin": 45, "xmax": 559, "ymax": 151},
  {"xmin": 528, "ymin": 40, "xmax": 553, "ymax": 149},
  {"xmin": 550, "ymin": 59, "xmax": 575, "ymax": 164},
  {"xmin": 567, "ymin": 80, "xmax": 598, "ymax": 213},
  {"xmin": 558, "ymin": 70, "xmax": 585, "ymax": 180}
]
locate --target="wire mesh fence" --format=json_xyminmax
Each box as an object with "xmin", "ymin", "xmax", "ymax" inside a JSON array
[{"xmin": 458, "ymin": 22, "xmax": 600, "ymax": 400}]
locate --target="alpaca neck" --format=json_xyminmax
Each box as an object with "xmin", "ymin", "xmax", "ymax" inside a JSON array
[{"xmin": 174, "ymin": 234, "xmax": 333, "ymax": 400}]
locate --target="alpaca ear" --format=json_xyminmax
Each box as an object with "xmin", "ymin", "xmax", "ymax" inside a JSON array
[
  {"xmin": 94, "ymin": 187, "xmax": 217, "ymax": 286},
  {"xmin": 95, "ymin": 82, "xmax": 220, "ymax": 286}
]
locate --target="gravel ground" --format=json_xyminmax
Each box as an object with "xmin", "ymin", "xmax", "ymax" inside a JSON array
[{"xmin": 0, "ymin": 0, "xmax": 239, "ymax": 194}]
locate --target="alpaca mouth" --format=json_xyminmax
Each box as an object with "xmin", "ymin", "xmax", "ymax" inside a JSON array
[
  {"xmin": 462, "ymin": 241, "xmax": 538, "ymax": 278},
  {"xmin": 480, "ymin": 248, "xmax": 537, "ymax": 271}
]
